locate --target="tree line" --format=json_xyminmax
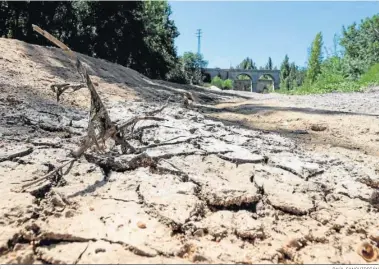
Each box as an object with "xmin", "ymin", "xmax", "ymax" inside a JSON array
[
  {"xmin": 279, "ymin": 14, "xmax": 379, "ymax": 93},
  {"xmin": 0, "ymin": 1, "xmax": 181, "ymax": 80},
  {"xmin": 217, "ymin": 13, "xmax": 379, "ymax": 93},
  {"xmin": 1, "ymin": 2, "xmax": 378, "ymax": 93}
]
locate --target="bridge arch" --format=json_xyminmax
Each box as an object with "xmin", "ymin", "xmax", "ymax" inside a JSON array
[
  {"xmin": 236, "ymin": 73, "xmax": 252, "ymax": 80},
  {"xmin": 259, "ymin": 73, "xmax": 275, "ymax": 81},
  {"xmin": 202, "ymin": 68, "xmax": 280, "ymax": 92},
  {"xmin": 257, "ymin": 73, "xmax": 275, "ymax": 93},
  {"xmin": 234, "ymin": 73, "xmax": 252, "ymax": 91}
]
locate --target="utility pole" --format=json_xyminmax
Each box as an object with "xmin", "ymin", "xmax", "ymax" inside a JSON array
[{"xmin": 196, "ymin": 29, "xmax": 202, "ymax": 55}]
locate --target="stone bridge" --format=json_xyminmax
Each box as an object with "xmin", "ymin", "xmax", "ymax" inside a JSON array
[{"xmin": 202, "ymin": 68, "xmax": 280, "ymax": 92}]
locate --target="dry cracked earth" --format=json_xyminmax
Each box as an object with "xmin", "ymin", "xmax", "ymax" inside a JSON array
[{"xmin": 0, "ymin": 38, "xmax": 379, "ymax": 264}]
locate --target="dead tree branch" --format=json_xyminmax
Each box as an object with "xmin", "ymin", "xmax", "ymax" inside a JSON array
[
  {"xmin": 20, "ymin": 159, "xmax": 76, "ymax": 190},
  {"xmin": 17, "ymin": 25, "xmax": 118, "ymax": 191},
  {"xmin": 17, "ymin": 26, "xmax": 172, "ymax": 191},
  {"xmin": 84, "ymin": 152, "xmax": 155, "ymax": 172},
  {"xmin": 50, "ymin": 83, "xmax": 86, "ymax": 102}
]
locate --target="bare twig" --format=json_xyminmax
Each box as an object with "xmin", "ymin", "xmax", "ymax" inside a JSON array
[
  {"xmin": 118, "ymin": 116, "xmax": 166, "ymax": 131},
  {"xmin": 20, "ymin": 159, "xmax": 75, "ymax": 190},
  {"xmin": 115, "ymin": 116, "xmax": 166, "ymax": 153},
  {"xmin": 146, "ymin": 96, "xmax": 171, "ymax": 116},
  {"xmin": 136, "ymin": 136, "xmax": 197, "ymax": 153},
  {"xmin": 50, "ymin": 83, "xmax": 86, "ymax": 102}
]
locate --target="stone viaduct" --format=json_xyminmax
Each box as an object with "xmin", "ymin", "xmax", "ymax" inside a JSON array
[{"xmin": 202, "ymin": 68, "xmax": 280, "ymax": 92}]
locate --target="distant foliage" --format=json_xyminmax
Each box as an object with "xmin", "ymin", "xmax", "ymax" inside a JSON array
[
  {"xmin": 279, "ymin": 54, "xmax": 305, "ymax": 91},
  {"xmin": 210, "ymin": 76, "xmax": 233, "ymax": 90},
  {"xmin": 223, "ymin": 79, "xmax": 233, "ymax": 89},
  {"xmin": 237, "ymin": 74, "xmax": 251, "ymax": 80},
  {"xmin": 165, "ymin": 58, "xmax": 188, "ymax": 84},
  {"xmin": 236, "ymin": 57, "xmax": 257, "ymax": 70},
  {"xmin": 284, "ymin": 14, "xmax": 379, "ymax": 95},
  {"xmin": 0, "ymin": 1, "xmax": 179, "ymax": 80},
  {"xmin": 265, "ymin": 57, "xmax": 273, "ymax": 70},
  {"xmin": 166, "ymin": 52, "xmax": 208, "ymax": 85},
  {"xmin": 340, "ymin": 14, "xmax": 379, "ymax": 79},
  {"xmin": 211, "ymin": 76, "xmax": 224, "ymax": 89},
  {"xmin": 306, "ymin": 32, "xmax": 323, "ymax": 84},
  {"xmin": 359, "ymin": 63, "xmax": 379, "ymax": 86},
  {"xmin": 279, "ymin": 55, "xmax": 290, "ymax": 90}
]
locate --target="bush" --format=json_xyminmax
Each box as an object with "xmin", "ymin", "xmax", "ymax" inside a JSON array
[
  {"xmin": 222, "ymin": 79, "xmax": 233, "ymax": 90},
  {"xmin": 279, "ymin": 56, "xmax": 362, "ymax": 95},
  {"xmin": 210, "ymin": 77, "xmax": 233, "ymax": 90},
  {"xmin": 359, "ymin": 63, "xmax": 379, "ymax": 86},
  {"xmin": 211, "ymin": 76, "xmax": 224, "ymax": 89},
  {"xmin": 165, "ymin": 64, "xmax": 188, "ymax": 84}
]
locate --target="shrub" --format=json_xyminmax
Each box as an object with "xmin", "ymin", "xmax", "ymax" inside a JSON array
[
  {"xmin": 165, "ymin": 64, "xmax": 188, "ymax": 84},
  {"xmin": 359, "ymin": 63, "xmax": 379, "ymax": 86},
  {"xmin": 222, "ymin": 79, "xmax": 233, "ymax": 90},
  {"xmin": 211, "ymin": 76, "xmax": 223, "ymax": 89}
]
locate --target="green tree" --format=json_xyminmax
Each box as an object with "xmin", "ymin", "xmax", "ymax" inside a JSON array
[
  {"xmin": 181, "ymin": 52, "xmax": 208, "ymax": 85},
  {"xmin": 306, "ymin": 32, "xmax": 323, "ymax": 84},
  {"xmin": 288, "ymin": 62, "xmax": 297, "ymax": 90},
  {"xmin": 0, "ymin": 0, "xmax": 180, "ymax": 80},
  {"xmin": 340, "ymin": 14, "xmax": 379, "ymax": 79},
  {"xmin": 236, "ymin": 57, "xmax": 257, "ymax": 70},
  {"xmin": 280, "ymin": 54, "xmax": 290, "ymax": 90},
  {"xmin": 295, "ymin": 67, "xmax": 307, "ymax": 87},
  {"xmin": 165, "ymin": 56, "xmax": 187, "ymax": 84},
  {"xmin": 140, "ymin": 0, "xmax": 179, "ymax": 78},
  {"xmin": 265, "ymin": 57, "xmax": 273, "ymax": 70}
]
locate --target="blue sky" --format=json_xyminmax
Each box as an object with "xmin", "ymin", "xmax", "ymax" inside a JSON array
[{"xmin": 169, "ymin": 1, "xmax": 379, "ymax": 69}]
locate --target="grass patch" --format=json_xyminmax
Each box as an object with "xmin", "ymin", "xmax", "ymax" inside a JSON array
[
  {"xmin": 277, "ymin": 67, "xmax": 379, "ymax": 95},
  {"xmin": 359, "ymin": 63, "xmax": 379, "ymax": 86},
  {"xmin": 278, "ymin": 81, "xmax": 363, "ymax": 95}
]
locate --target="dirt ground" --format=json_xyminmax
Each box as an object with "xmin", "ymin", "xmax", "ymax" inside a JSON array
[
  {"xmin": 210, "ymin": 97, "xmax": 379, "ymax": 157},
  {"xmin": 0, "ymin": 38, "xmax": 378, "ymax": 264}
]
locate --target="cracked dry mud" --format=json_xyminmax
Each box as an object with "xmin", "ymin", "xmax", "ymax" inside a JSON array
[{"xmin": 1, "ymin": 38, "xmax": 379, "ymax": 264}]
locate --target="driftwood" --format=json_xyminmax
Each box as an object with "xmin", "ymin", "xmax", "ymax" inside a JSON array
[
  {"xmin": 18, "ymin": 25, "xmax": 171, "ymax": 191},
  {"xmin": 19, "ymin": 25, "xmax": 117, "ymax": 191},
  {"xmin": 32, "ymin": 25, "xmax": 117, "ymax": 155}
]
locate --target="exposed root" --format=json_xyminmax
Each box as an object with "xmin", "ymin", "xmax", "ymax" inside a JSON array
[
  {"xmin": 84, "ymin": 152, "xmax": 156, "ymax": 172},
  {"xmin": 117, "ymin": 116, "xmax": 167, "ymax": 132},
  {"xmin": 18, "ymin": 159, "xmax": 76, "ymax": 192}
]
